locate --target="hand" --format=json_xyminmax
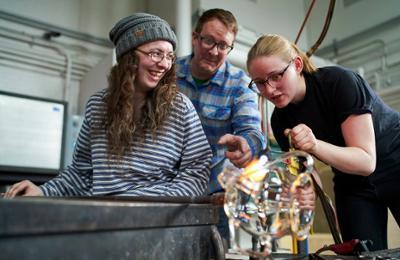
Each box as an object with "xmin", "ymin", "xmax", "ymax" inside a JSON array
[
  {"xmin": 285, "ymin": 124, "xmax": 317, "ymax": 154},
  {"xmin": 4, "ymin": 180, "xmax": 44, "ymax": 198},
  {"xmin": 295, "ymin": 184, "xmax": 316, "ymax": 211},
  {"xmin": 218, "ymin": 134, "xmax": 252, "ymax": 168}
]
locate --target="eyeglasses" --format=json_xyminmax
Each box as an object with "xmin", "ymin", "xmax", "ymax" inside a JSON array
[
  {"xmin": 197, "ymin": 34, "xmax": 234, "ymax": 53},
  {"xmin": 135, "ymin": 49, "xmax": 176, "ymax": 64},
  {"xmin": 248, "ymin": 60, "xmax": 293, "ymax": 91}
]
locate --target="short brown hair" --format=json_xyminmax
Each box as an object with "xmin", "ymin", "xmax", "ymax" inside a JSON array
[{"xmin": 194, "ymin": 8, "xmax": 238, "ymax": 36}]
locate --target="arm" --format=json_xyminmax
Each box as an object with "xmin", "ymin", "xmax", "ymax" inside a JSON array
[
  {"xmin": 223, "ymin": 88, "xmax": 266, "ymax": 167},
  {"xmin": 234, "ymin": 90, "xmax": 266, "ymax": 157},
  {"xmin": 286, "ymin": 113, "xmax": 376, "ymax": 176},
  {"xmin": 4, "ymin": 141, "xmax": 92, "ymax": 197},
  {"xmin": 40, "ymin": 100, "xmax": 97, "ymax": 196},
  {"xmin": 40, "ymin": 120, "xmax": 93, "ymax": 196},
  {"xmin": 4, "ymin": 103, "xmax": 95, "ymax": 197}
]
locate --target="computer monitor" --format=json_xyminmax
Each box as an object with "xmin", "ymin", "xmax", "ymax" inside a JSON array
[{"xmin": 0, "ymin": 91, "xmax": 67, "ymax": 182}]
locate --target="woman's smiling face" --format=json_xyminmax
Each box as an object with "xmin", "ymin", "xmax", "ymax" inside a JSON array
[{"xmin": 134, "ymin": 40, "xmax": 174, "ymax": 93}]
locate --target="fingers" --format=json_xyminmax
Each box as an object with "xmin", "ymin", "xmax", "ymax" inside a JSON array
[
  {"xmin": 285, "ymin": 124, "xmax": 317, "ymax": 153},
  {"xmin": 295, "ymin": 186, "xmax": 316, "ymax": 210},
  {"xmin": 4, "ymin": 180, "xmax": 33, "ymax": 198},
  {"xmin": 219, "ymin": 134, "xmax": 252, "ymax": 168},
  {"xmin": 218, "ymin": 134, "xmax": 249, "ymax": 153},
  {"xmin": 225, "ymin": 149, "xmax": 252, "ymax": 168},
  {"xmin": 218, "ymin": 133, "xmax": 234, "ymax": 146},
  {"xmin": 4, "ymin": 182, "xmax": 24, "ymax": 198},
  {"xmin": 218, "ymin": 134, "xmax": 239, "ymax": 152}
]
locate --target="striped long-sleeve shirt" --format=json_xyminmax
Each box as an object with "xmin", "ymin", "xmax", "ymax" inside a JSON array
[
  {"xmin": 176, "ymin": 55, "xmax": 266, "ymax": 192},
  {"xmin": 40, "ymin": 90, "xmax": 212, "ymax": 197}
]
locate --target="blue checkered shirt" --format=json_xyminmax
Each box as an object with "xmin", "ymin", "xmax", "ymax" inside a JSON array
[{"xmin": 176, "ymin": 54, "xmax": 266, "ymax": 193}]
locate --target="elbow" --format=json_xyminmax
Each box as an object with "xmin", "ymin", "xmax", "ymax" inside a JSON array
[
  {"xmin": 360, "ymin": 167, "xmax": 375, "ymax": 177},
  {"xmin": 360, "ymin": 158, "xmax": 376, "ymax": 177},
  {"xmin": 358, "ymin": 148, "xmax": 376, "ymax": 176}
]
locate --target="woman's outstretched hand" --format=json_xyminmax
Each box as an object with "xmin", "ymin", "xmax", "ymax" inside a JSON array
[{"xmin": 3, "ymin": 180, "xmax": 43, "ymax": 198}]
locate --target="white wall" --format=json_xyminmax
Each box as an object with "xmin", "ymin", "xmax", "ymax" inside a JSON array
[
  {"xmin": 200, "ymin": 0, "xmax": 309, "ymax": 51},
  {"xmin": 0, "ymin": 0, "xmax": 313, "ymax": 110},
  {"xmin": 2, "ymin": 0, "xmax": 399, "ymax": 107},
  {"xmin": 306, "ymin": 0, "xmax": 400, "ymax": 96},
  {"xmin": 0, "ymin": 0, "xmax": 144, "ymax": 39},
  {"xmin": 79, "ymin": 51, "xmax": 114, "ymax": 114},
  {"xmin": 0, "ymin": 0, "xmax": 82, "ymax": 31},
  {"xmin": 308, "ymin": 0, "xmax": 400, "ymax": 48}
]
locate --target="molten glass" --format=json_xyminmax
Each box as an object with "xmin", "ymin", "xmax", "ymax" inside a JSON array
[{"xmin": 218, "ymin": 151, "xmax": 315, "ymax": 257}]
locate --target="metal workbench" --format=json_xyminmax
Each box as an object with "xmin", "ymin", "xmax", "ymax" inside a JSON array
[{"xmin": 0, "ymin": 196, "xmax": 222, "ymax": 260}]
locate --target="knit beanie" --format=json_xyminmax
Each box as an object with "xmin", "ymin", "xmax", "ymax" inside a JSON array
[{"xmin": 109, "ymin": 13, "xmax": 177, "ymax": 59}]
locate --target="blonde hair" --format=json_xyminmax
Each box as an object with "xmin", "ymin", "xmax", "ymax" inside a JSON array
[{"xmin": 247, "ymin": 34, "xmax": 317, "ymax": 73}]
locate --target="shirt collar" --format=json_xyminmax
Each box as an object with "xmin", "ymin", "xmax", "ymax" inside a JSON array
[{"xmin": 176, "ymin": 54, "xmax": 228, "ymax": 87}]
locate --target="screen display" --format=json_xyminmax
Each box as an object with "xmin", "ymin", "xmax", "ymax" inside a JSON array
[{"xmin": 0, "ymin": 91, "xmax": 66, "ymax": 176}]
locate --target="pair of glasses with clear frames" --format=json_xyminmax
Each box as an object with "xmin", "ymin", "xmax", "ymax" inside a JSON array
[
  {"xmin": 135, "ymin": 49, "xmax": 176, "ymax": 64},
  {"xmin": 196, "ymin": 33, "xmax": 234, "ymax": 53},
  {"xmin": 248, "ymin": 59, "xmax": 294, "ymax": 92}
]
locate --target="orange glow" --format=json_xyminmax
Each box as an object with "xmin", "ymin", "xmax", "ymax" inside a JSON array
[{"xmin": 240, "ymin": 159, "xmax": 268, "ymax": 182}]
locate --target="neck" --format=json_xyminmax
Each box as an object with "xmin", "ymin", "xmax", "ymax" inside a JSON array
[
  {"xmin": 293, "ymin": 74, "xmax": 307, "ymax": 104},
  {"xmin": 190, "ymin": 59, "xmax": 213, "ymax": 80}
]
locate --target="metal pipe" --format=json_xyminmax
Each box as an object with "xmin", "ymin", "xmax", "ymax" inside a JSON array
[
  {"xmin": 0, "ymin": 25, "xmax": 92, "ymax": 111},
  {"xmin": 0, "ymin": 10, "xmax": 111, "ymax": 48},
  {"xmin": 175, "ymin": 0, "xmax": 192, "ymax": 56},
  {"xmin": 0, "ymin": 44, "xmax": 89, "ymax": 74},
  {"xmin": 332, "ymin": 40, "xmax": 385, "ymax": 64},
  {"xmin": 316, "ymin": 15, "xmax": 400, "ymax": 57},
  {"xmin": 306, "ymin": 0, "xmax": 336, "ymax": 57},
  {"xmin": 295, "ymin": 0, "xmax": 316, "ymax": 44}
]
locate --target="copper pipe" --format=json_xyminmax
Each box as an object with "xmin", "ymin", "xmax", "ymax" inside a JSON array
[
  {"xmin": 307, "ymin": 0, "xmax": 336, "ymax": 57},
  {"xmin": 295, "ymin": 0, "xmax": 316, "ymax": 44}
]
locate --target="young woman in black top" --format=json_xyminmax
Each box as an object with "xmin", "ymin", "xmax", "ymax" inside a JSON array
[{"xmin": 246, "ymin": 34, "xmax": 400, "ymax": 251}]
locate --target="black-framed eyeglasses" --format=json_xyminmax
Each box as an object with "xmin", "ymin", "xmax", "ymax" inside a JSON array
[
  {"xmin": 248, "ymin": 59, "xmax": 293, "ymax": 92},
  {"xmin": 135, "ymin": 49, "xmax": 176, "ymax": 64},
  {"xmin": 196, "ymin": 34, "xmax": 234, "ymax": 53}
]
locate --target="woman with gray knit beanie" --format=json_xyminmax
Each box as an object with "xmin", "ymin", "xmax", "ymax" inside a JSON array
[{"xmin": 5, "ymin": 13, "xmax": 212, "ymax": 198}]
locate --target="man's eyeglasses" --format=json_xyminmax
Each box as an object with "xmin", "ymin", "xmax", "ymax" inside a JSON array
[
  {"xmin": 135, "ymin": 49, "xmax": 176, "ymax": 64},
  {"xmin": 248, "ymin": 60, "xmax": 293, "ymax": 91},
  {"xmin": 197, "ymin": 34, "xmax": 234, "ymax": 53}
]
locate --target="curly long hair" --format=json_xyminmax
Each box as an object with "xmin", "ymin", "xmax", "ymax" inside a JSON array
[{"xmin": 103, "ymin": 50, "xmax": 178, "ymax": 158}]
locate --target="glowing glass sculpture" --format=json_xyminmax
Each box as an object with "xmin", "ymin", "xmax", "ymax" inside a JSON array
[{"xmin": 218, "ymin": 150, "xmax": 315, "ymax": 257}]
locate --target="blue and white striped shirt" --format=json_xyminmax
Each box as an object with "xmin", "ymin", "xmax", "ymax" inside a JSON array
[
  {"xmin": 176, "ymin": 55, "xmax": 266, "ymax": 192},
  {"xmin": 40, "ymin": 90, "xmax": 212, "ymax": 197}
]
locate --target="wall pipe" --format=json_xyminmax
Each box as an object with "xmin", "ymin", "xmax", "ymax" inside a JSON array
[
  {"xmin": 0, "ymin": 25, "xmax": 73, "ymax": 111},
  {"xmin": 316, "ymin": 15, "xmax": 400, "ymax": 57},
  {"xmin": 175, "ymin": 0, "xmax": 192, "ymax": 57},
  {"xmin": 0, "ymin": 10, "xmax": 111, "ymax": 48}
]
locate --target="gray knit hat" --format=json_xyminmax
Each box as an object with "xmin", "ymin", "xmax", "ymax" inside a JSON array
[{"xmin": 109, "ymin": 13, "xmax": 177, "ymax": 59}]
